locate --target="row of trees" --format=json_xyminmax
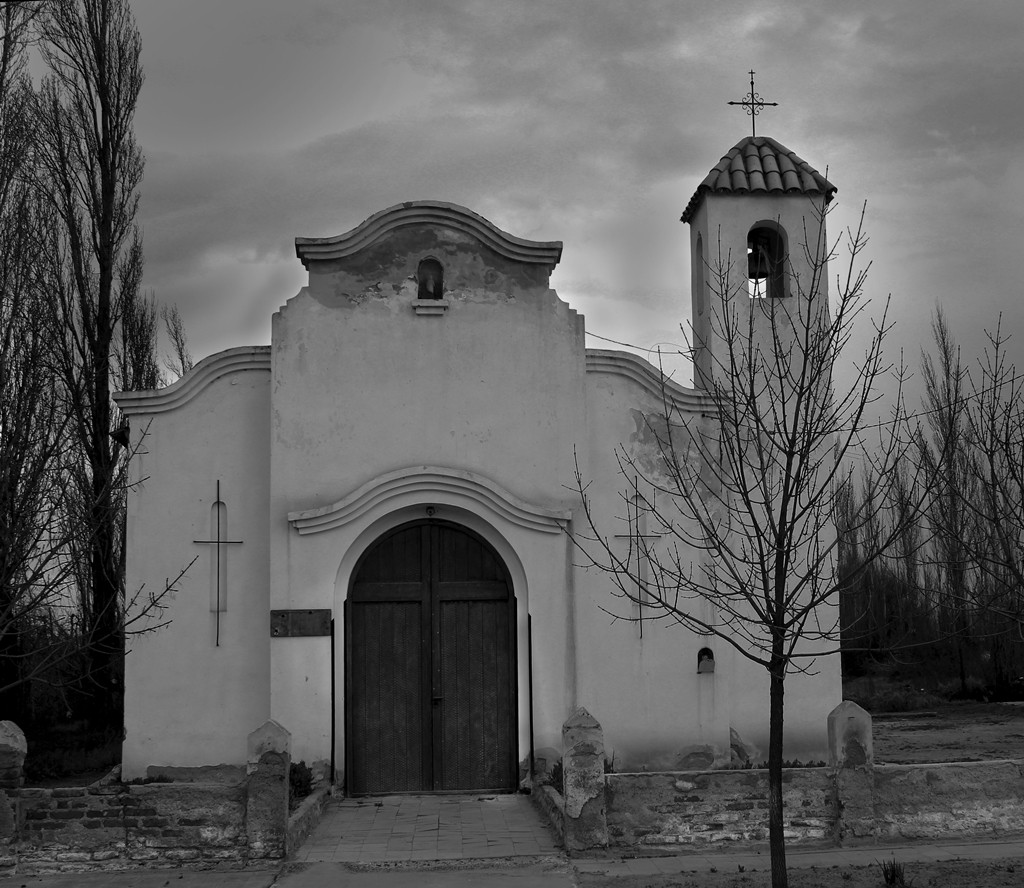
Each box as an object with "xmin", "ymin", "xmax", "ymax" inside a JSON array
[
  {"xmin": 840, "ymin": 309, "xmax": 1024, "ymax": 694},
  {"xmin": 0, "ymin": 0, "xmax": 189, "ymax": 731}
]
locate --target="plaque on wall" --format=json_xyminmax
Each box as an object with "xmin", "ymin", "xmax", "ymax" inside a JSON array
[{"xmin": 270, "ymin": 609, "xmax": 333, "ymax": 637}]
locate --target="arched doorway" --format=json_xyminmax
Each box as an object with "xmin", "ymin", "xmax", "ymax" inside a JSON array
[{"xmin": 345, "ymin": 520, "xmax": 518, "ymax": 794}]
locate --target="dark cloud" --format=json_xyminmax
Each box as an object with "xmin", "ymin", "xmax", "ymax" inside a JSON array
[{"xmin": 131, "ymin": 0, "xmax": 1024, "ymax": 383}]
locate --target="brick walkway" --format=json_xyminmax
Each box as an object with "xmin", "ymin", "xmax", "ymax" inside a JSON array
[{"xmin": 292, "ymin": 794, "xmax": 563, "ymax": 864}]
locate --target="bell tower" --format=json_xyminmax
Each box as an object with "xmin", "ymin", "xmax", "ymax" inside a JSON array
[{"xmin": 681, "ymin": 136, "xmax": 836, "ymax": 389}]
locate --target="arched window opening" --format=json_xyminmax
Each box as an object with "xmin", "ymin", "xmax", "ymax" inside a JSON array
[
  {"xmin": 697, "ymin": 647, "xmax": 715, "ymax": 674},
  {"xmin": 747, "ymin": 225, "xmax": 786, "ymax": 299},
  {"xmin": 417, "ymin": 257, "xmax": 444, "ymax": 300}
]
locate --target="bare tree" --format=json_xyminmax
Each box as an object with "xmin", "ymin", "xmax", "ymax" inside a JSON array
[
  {"xmin": 942, "ymin": 318, "xmax": 1024, "ymax": 641},
  {"xmin": 0, "ymin": 0, "xmax": 72, "ymax": 712},
  {"xmin": 574, "ymin": 202, "xmax": 919, "ymax": 888},
  {"xmin": 34, "ymin": 0, "xmax": 147, "ymax": 725},
  {"xmin": 160, "ymin": 303, "xmax": 193, "ymax": 381},
  {"xmin": 916, "ymin": 309, "xmax": 979, "ymax": 690}
]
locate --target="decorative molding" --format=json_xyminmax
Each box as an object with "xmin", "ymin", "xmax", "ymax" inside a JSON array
[
  {"xmin": 288, "ymin": 466, "xmax": 571, "ymax": 536},
  {"xmin": 585, "ymin": 349, "xmax": 712, "ymax": 414},
  {"xmin": 113, "ymin": 346, "xmax": 271, "ymax": 415},
  {"xmin": 295, "ymin": 201, "xmax": 563, "ymax": 271}
]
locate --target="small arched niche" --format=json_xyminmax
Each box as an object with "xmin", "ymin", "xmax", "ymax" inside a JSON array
[
  {"xmin": 746, "ymin": 223, "xmax": 787, "ymax": 299},
  {"xmin": 417, "ymin": 257, "xmax": 444, "ymax": 300},
  {"xmin": 697, "ymin": 646, "xmax": 715, "ymax": 674}
]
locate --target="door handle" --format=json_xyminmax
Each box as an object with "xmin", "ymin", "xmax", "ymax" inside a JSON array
[{"xmin": 432, "ymin": 696, "xmax": 444, "ymax": 704}]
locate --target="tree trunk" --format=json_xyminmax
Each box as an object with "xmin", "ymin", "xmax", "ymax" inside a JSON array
[
  {"xmin": 767, "ymin": 653, "xmax": 788, "ymax": 888},
  {"xmin": 87, "ymin": 484, "xmax": 123, "ymax": 727}
]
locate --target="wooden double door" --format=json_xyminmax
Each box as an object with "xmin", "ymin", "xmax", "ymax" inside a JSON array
[{"xmin": 345, "ymin": 521, "xmax": 517, "ymax": 794}]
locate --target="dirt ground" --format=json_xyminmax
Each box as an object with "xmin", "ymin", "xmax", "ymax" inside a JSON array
[
  {"xmin": 577, "ymin": 857, "xmax": 1024, "ymax": 887},
  {"xmin": 872, "ymin": 701, "xmax": 1024, "ymax": 763}
]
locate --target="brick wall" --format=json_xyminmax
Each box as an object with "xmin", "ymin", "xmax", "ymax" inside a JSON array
[
  {"xmin": 4, "ymin": 783, "xmax": 252, "ymax": 873},
  {"xmin": 599, "ymin": 760, "xmax": 1024, "ymax": 849},
  {"xmin": 606, "ymin": 769, "xmax": 832, "ymax": 847},
  {"xmin": 870, "ymin": 761, "xmax": 1024, "ymax": 841}
]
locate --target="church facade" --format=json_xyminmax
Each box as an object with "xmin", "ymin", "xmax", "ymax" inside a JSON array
[{"xmin": 115, "ymin": 136, "xmax": 843, "ymax": 791}]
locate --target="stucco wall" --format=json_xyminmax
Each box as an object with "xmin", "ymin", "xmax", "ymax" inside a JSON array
[
  {"xmin": 684, "ymin": 191, "xmax": 842, "ymax": 761},
  {"xmin": 269, "ymin": 222, "xmax": 586, "ymax": 773},
  {"xmin": 119, "ymin": 357, "xmax": 272, "ymax": 778},
  {"xmin": 578, "ymin": 359, "xmax": 724, "ymax": 769},
  {"xmin": 578, "ymin": 354, "xmax": 840, "ymax": 768},
  {"xmin": 687, "ymin": 192, "xmax": 831, "ymax": 390},
  {"xmin": 116, "ymin": 198, "xmax": 840, "ymax": 784}
]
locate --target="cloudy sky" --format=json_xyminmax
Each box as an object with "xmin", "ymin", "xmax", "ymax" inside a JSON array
[{"xmin": 129, "ymin": 0, "xmax": 1024, "ymax": 390}]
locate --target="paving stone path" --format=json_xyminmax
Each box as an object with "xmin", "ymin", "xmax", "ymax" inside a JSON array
[{"xmin": 293, "ymin": 793, "xmax": 563, "ymax": 865}]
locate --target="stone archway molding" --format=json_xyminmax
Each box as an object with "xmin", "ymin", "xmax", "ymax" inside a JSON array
[{"xmin": 287, "ymin": 466, "xmax": 571, "ymax": 536}]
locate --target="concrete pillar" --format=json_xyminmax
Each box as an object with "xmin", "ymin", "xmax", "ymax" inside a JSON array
[
  {"xmin": 246, "ymin": 719, "xmax": 291, "ymax": 859},
  {"xmin": 827, "ymin": 701, "xmax": 874, "ymax": 843},
  {"xmin": 0, "ymin": 722, "xmax": 26, "ymax": 790},
  {"xmin": 562, "ymin": 706, "xmax": 607, "ymax": 851}
]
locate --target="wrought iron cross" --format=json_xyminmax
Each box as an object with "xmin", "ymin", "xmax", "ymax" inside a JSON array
[
  {"xmin": 727, "ymin": 70, "xmax": 778, "ymax": 137},
  {"xmin": 613, "ymin": 489, "xmax": 662, "ymax": 639},
  {"xmin": 193, "ymin": 480, "xmax": 243, "ymax": 647}
]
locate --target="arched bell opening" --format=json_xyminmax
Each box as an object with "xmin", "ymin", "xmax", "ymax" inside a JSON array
[{"xmin": 746, "ymin": 223, "xmax": 787, "ymax": 299}]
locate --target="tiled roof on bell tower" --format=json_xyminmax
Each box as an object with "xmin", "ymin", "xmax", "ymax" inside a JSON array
[{"xmin": 681, "ymin": 136, "xmax": 836, "ymax": 223}]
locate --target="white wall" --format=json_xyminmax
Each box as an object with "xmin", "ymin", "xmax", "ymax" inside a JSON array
[
  {"xmin": 118, "ymin": 354, "xmax": 272, "ymax": 778},
  {"xmin": 268, "ymin": 218, "xmax": 586, "ymax": 776},
  {"xmin": 117, "ymin": 196, "xmax": 842, "ymax": 782}
]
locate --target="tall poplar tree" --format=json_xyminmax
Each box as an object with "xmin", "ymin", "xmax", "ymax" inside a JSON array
[{"xmin": 35, "ymin": 0, "xmax": 148, "ymax": 725}]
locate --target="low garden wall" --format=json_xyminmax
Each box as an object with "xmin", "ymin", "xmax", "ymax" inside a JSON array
[
  {"xmin": 853, "ymin": 760, "xmax": 1024, "ymax": 841},
  {"xmin": 606, "ymin": 768, "xmax": 831, "ymax": 846},
  {"xmin": 5, "ymin": 782, "xmax": 248, "ymax": 871},
  {"xmin": 286, "ymin": 784, "xmax": 332, "ymax": 856},
  {"xmin": 545, "ymin": 704, "xmax": 1024, "ymax": 852},
  {"xmin": 0, "ymin": 718, "xmax": 318, "ymax": 875}
]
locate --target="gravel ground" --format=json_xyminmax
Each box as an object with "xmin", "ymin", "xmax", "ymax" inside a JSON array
[{"xmin": 578, "ymin": 856, "xmax": 1024, "ymax": 887}]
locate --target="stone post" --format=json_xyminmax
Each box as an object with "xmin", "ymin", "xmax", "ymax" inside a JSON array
[
  {"xmin": 562, "ymin": 706, "xmax": 607, "ymax": 852},
  {"xmin": 827, "ymin": 700, "xmax": 874, "ymax": 843},
  {"xmin": 0, "ymin": 721, "xmax": 25, "ymax": 851},
  {"xmin": 245, "ymin": 719, "xmax": 291, "ymax": 859},
  {"xmin": 0, "ymin": 722, "xmax": 26, "ymax": 790}
]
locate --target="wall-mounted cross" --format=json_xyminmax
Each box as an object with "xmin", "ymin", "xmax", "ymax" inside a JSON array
[
  {"xmin": 727, "ymin": 70, "xmax": 778, "ymax": 137},
  {"xmin": 613, "ymin": 494, "xmax": 662, "ymax": 639},
  {"xmin": 193, "ymin": 479, "xmax": 243, "ymax": 647}
]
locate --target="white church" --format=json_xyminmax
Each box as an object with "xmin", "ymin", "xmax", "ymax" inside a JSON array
[{"xmin": 115, "ymin": 135, "xmax": 843, "ymax": 793}]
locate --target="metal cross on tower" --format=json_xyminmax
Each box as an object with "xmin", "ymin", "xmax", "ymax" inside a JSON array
[
  {"xmin": 727, "ymin": 70, "xmax": 778, "ymax": 137},
  {"xmin": 193, "ymin": 479, "xmax": 243, "ymax": 647}
]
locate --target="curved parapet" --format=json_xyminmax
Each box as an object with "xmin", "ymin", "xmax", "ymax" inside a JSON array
[
  {"xmin": 113, "ymin": 346, "xmax": 271, "ymax": 416},
  {"xmin": 288, "ymin": 465, "xmax": 571, "ymax": 536},
  {"xmin": 295, "ymin": 200, "xmax": 563, "ymax": 271},
  {"xmin": 585, "ymin": 349, "xmax": 712, "ymax": 415}
]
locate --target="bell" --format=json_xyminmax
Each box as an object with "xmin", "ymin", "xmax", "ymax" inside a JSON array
[{"xmin": 747, "ymin": 245, "xmax": 771, "ymax": 279}]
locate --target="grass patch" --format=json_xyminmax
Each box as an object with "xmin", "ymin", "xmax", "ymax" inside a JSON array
[{"xmin": 878, "ymin": 856, "xmax": 913, "ymax": 886}]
